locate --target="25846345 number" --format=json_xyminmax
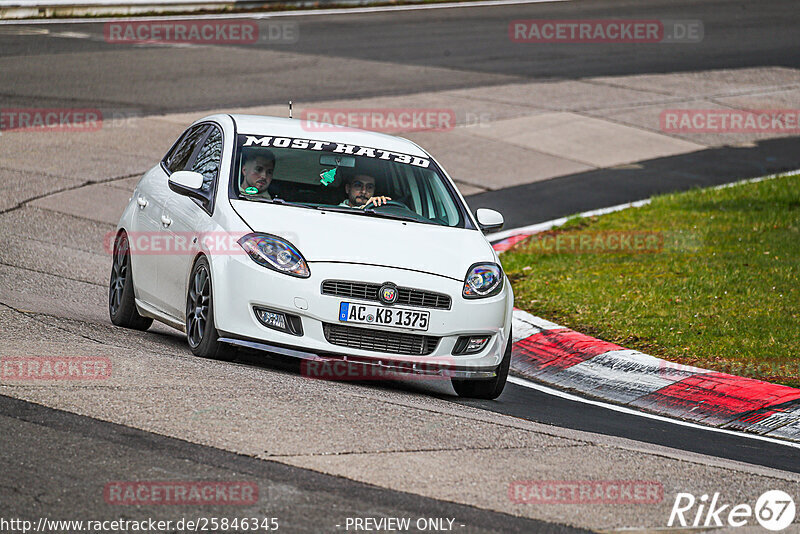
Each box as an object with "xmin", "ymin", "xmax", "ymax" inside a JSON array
[{"xmin": 197, "ymin": 517, "xmax": 279, "ymax": 531}]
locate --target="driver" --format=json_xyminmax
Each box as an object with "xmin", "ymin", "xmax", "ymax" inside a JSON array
[
  {"xmin": 339, "ymin": 172, "xmax": 391, "ymax": 208},
  {"xmin": 239, "ymin": 147, "xmax": 275, "ymax": 199}
]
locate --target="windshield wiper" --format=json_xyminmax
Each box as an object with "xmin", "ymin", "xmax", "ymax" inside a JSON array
[
  {"xmin": 238, "ymin": 196, "xmax": 315, "ymax": 209},
  {"xmin": 314, "ymin": 206, "xmax": 369, "ymax": 215},
  {"xmin": 362, "ymin": 209, "xmax": 426, "ymax": 223},
  {"xmin": 270, "ymin": 198, "xmax": 316, "ymax": 209},
  {"xmin": 315, "ymin": 205, "xmax": 426, "ymax": 224}
]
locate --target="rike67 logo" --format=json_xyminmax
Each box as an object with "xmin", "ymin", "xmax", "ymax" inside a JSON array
[{"xmin": 669, "ymin": 490, "xmax": 796, "ymax": 531}]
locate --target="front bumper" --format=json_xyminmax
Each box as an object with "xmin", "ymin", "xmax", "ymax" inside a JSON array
[
  {"xmin": 211, "ymin": 254, "xmax": 512, "ymax": 373},
  {"xmin": 216, "ymin": 336, "xmax": 499, "ymax": 379}
]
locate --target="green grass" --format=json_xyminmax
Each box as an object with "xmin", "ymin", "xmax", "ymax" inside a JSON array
[{"xmin": 502, "ymin": 173, "xmax": 800, "ymax": 387}]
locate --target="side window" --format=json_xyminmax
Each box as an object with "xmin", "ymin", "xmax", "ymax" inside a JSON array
[
  {"xmin": 191, "ymin": 126, "xmax": 223, "ymax": 193},
  {"xmin": 163, "ymin": 125, "xmax": 209, "ymax": 174}
]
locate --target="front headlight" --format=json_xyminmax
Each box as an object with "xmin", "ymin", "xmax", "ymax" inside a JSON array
[
  {"xmin": 237, "ymin": 233, "xmax": 310, "ymax": 278},
  {"xmin": 462, "ymin": 262, "xmax": 503, "ymax": 299}
]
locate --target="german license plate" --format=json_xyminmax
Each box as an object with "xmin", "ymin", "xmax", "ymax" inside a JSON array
[{"xmin": 339, "ymin": 302, "xmax": 430, "ymax": 331}]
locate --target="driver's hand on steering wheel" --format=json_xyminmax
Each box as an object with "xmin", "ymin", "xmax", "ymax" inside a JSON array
[{"xmin": 360, "ymin": 196, "xmax": 392, "ymax": 208}]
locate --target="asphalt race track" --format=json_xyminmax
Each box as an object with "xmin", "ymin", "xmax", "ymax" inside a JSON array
[
  {"xmin": 1, "ymin": 0, "xmax": 798, "ymax": 113},
  {"xmin": 0, "ymin": 394, "xmax": 583, "ymax": 534},
  {"xmin": 1, "ymin": 0, "xmax": 799, "ymax": 532}
]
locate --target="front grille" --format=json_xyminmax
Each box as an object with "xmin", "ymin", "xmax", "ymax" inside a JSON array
[
  {"xmin": 396, "ymin": 287, "xmax": 450, "ymax": 309},
  {"xmin": 323, "ymin": 323, "xmax": 440, "ymax": 356},
  {"xmin": 321, "ymin": 280, "xmax": 451, "ymax": 310},
  {"xmin": 322, "ymin": 280, "xmax": 380, "ymax": 301}
]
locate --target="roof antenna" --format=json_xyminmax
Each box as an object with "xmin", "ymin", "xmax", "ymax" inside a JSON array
[{"xmin": 288, "ymin": 100, "xmax": 293, "ymax": 119}]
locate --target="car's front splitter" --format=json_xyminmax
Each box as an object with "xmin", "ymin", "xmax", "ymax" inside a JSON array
[{"xmin": 216, "ymin": 332, "xmax": 498, "ymax": 379}]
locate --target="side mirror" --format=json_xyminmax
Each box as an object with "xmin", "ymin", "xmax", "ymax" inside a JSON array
[
  {"xmin": 475, "ymin": 208, "xmax": 504, "ymax": 232},
  {"xmin": 168, "ymin": 170, "xmax": 205, "ymax": 201}
]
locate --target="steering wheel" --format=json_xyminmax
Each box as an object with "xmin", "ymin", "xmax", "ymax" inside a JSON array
[{"xmin": 362, "ymin": 199, "xmax": 409, "ymax": 210}]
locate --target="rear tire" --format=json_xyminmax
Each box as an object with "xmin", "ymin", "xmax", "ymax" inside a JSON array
[
  {"xmin": 186, "ymin": 256, "xmax": 234, "ymax": 361},
  {"xmin": 108, "ymin": 232, "xmax": 153, "ymax": 331},
  {"xmin": 451, "ymin": 329, "xmax": 511, "ymax": 400}
]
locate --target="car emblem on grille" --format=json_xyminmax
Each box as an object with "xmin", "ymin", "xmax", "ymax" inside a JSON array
[{"xmin": 379, "ymin": 283, "xmax": 398, "ymax": 305}]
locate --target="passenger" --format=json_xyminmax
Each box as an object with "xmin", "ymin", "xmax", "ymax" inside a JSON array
[
  {"xmin": 239, "ymin": 147, "xmax": 276, "ymax": 199},
  {"xmin": 339, "ymin": 171, "xmax": 391, "ymax": 208}
]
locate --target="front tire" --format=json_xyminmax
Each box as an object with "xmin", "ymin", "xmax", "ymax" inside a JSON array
[
  {"xmin": 186, "ymin": 256, "xmax": 234, "ymax": 361},
  {"xmin": 108, "ymin": 232, "xmax": 153, "ymax": 331},
  {"xmin": 451, "ymin": 329, "xmax": 511, "ymax": 400}
]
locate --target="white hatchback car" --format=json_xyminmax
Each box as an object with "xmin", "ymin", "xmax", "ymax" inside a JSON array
[{"xmin": 109, "ymin": 114, "xmax": 513, "ymax": 398}]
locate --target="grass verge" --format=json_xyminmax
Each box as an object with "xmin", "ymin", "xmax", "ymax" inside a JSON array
[{"xmin": 501, "ymin": 173, "xmax": 800, "ymax": 387}]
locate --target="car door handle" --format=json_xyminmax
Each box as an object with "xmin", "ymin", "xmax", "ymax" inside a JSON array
[
  {"xmin": 137, "ymin": 196, "xmax": 148, "ymax": 208},
  {"xmin": 161, "ymin": 215, "xmax": 172, "ymax": 227}
]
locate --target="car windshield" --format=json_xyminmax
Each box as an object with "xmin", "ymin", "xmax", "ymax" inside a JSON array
[{"xmin": 231, "ymin": 134, "xmax": 466, "ymax": 227}]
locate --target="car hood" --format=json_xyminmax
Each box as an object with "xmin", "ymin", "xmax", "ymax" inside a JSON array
[{"xmin": 230, "ymin": 200, "xmax": 497, "ymax": 281}]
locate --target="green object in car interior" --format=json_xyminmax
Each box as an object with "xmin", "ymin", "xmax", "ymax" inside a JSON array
[
  {"xmin": 244, "ymin": 187, "xmax": 258, "ymax": 195},
  {"xmin": 319, "ymin": 167, "xmax": 337, "ymax": 186}
]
